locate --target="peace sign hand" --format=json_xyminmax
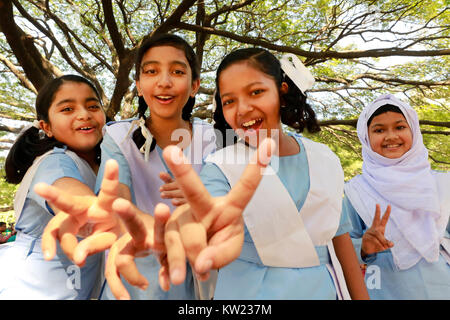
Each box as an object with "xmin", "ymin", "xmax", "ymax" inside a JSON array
[
  {"xmin": 161, "ymin": 138, "xmax": 275, "ymax": 288},
  {"xmin": 34, "ymin": 159, "xmax": 122, "ymax": 266},
  {"xmin": 361, "ymin": 204, "xmax": 394, "ymax": 257}
]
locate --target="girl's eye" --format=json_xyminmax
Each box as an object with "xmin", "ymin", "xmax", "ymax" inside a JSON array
[
  {"xmin": 88, "ymin": 105, "xmax": 101, "ymax": 110},
  {"xmin": 397, "ymin": 125, "xmax": 406, "ymax": 130},
  {"xmin": 222, "ymin": 99, "xmax": 234, "ymax": 107},
  {"xmin": 142, "ymin": 68, "xmax": 156, "ymax": 74},
  {"xmin": 173, "ymin": 69, "xmax": 186, "ymax": 75},
  {"xmin": 374, "ymin": 128, "xmax": 384, "ymax": 133},
  {"xmin": 251, "ymin": 89, "xmax": 264, "ymax": 95},
  {"xmin": 61, "ymin": 106, "xmax": 73, "ymax": 112}
]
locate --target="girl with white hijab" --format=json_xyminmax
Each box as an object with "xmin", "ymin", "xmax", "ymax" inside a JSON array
[{"xmin": 344, "ymin": 94, "xmax": 450, "ymax": 299}]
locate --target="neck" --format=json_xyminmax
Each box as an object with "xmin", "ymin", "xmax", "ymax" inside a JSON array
[
  {"xmin": 276, "ymin": 131, "xmax": 299, "ymax": 157},
  {"xmin": 268, "ymin": 125, "xmax": 299, "ymax": 157},
  {"xmin": 147, "ymin": 116, "xmax": 192, "ymax": 149},
  {"xmin": 76, "ymin": 149, "xmax": 99, "ymax": 174}
]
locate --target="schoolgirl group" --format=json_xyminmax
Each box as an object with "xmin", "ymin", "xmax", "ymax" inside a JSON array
[{"xmin": 0, "ymin": 33, "xmax": 448, "ymax": 300}]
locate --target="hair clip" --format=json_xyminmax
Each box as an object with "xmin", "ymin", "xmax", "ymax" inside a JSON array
[
  {"xmin": 279, "ymin": 54, "xmax": 315, "ymax": 94},
  {"xmin": 32, "ymin": 120, "xmax": 40, "ymax": 129}
]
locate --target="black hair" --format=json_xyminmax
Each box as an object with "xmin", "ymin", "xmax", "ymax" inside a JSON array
[
  {"xmin": 367, "ymin": 104, "xmax": 404, "ymax": 127},
  {"xmin": 5, "ymin": 75, "xmax": 104, "ymax": 184},
  {"xmin": 132, "ymin": 33, "xmax": 200, "ymax": 151},
  {"xmin": 213, "ymin": 48, "xmax": 320, "ymax": 147},
  {"xmin": 0, "ymin": 222, "xmax": 6, "ymax": 227}
]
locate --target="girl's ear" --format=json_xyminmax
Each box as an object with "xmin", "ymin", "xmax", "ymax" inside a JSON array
[
  {"xmin": 40, "ymin": 120, "xmax": 53, "ymax": 138},
  {"xmin": 280, "ymin": 81, "xmax": 289, "ymax": 95},
  {"xmin": 190, "ymin": 78, "xmax": 200, "ymax": 97},
  {"xmin": 136, "ymin": 80, "xmax": 142, "ymax": 96}
]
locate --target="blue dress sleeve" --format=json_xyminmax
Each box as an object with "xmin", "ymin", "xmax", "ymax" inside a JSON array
[
  {"xmin": 199, "ymin": 162, "xmax": 231, "ymax": 197},
  {"xmin": 96, "ymin": 133, "xmax": 132, "ymax": 195},
  {"xmin": 28, "ymin": 149, "xmax": 85, "ymax": 213},
  {"xmin": 334, "ymin": 199, "xmax": 353, "ymax": 237},
  {"xmin": 343, "ymin": 193, "xmax": 377, "ymax": 263}
]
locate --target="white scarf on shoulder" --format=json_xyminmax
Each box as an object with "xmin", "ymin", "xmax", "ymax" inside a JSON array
[{"xmin": 345, "ymin": 94, "xmax": 443, "ymax": 270}]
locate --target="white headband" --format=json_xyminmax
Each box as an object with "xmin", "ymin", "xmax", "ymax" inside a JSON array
[{"xmin": 279, "ymin": 53, "xmax": 315, "ymax": 94}]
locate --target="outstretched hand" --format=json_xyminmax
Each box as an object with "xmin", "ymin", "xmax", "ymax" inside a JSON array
[
  {"xmin": 105, "ymin": 200, "xmax": 170, "ymax": 300},
  {"xmin": 162, "ymin": 138, "xmax": 275, "ymax": 287},
  {"xmin": 361, "ymin": 204, "xmax": 394, "ymax": 257},
  {"xmin": 34, "ymin": 159, "xmax": 122, "ymax": 266}
]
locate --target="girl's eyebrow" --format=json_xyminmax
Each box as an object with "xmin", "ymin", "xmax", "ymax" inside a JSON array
[
  {"xmin": 55, "ymin": 97, "xmax": 99, "ymax": 106},
  {"xmin": 141, "ymin": 60, "xmax": 188, "ymax": 68},
  {"xmin": 370, "ymin": 119, "xmax": 407, "ymax": 128},
  {"xmin": 221, "ymin": 81, "xmax": 264, "ymax": 98}
]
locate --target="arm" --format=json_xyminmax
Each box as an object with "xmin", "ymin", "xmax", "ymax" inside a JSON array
[
  {"xmin": 333, "ymin": 233, "xmax": 370, "ymax": 300},
  {"xmin": 104, "ymin": 139, "xmax": 275, "ymax": 299}
]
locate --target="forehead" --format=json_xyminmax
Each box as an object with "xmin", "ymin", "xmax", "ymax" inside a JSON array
[
  {"xmin": 369, "ymin": 111, "xmax": 408, "ymax": 126},
  {"xmin": 218, "ymin": 62, "xmax": 276, "ymax": 90},
  {"xmin": 53, "ymin": 81, "xmax": 96, "ymax": 98},
  {"xmin": 141, "ymin": 45, "xmax": 189, "ymax": 65}
]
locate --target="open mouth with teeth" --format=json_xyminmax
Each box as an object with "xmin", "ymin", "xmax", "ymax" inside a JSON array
[
  {"xmin": 77, "ymin": 126, "xmax": 95, "ymax": 133},
  {"xmin": 155, "ymin": 95, "xmax": 175, "ymax": 103},
  {"xmin": 241, "ymin": 118, "xmax": 263, "ymax": 131},
  {"xmin": 383, "ymin": 143, "xmax": 403, "ymax": 149}
]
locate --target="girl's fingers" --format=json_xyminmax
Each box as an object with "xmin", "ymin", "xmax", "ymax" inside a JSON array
[
  {"xmin": 34, "ymin": 183, "xmax": 87, "ymax": 216},
  {"xmin": 58, "ymin": 215, "xmax": 81, "ymax": 261},
  {"xmin": 159, "ymin": 172, "xmax": 174, "ymax": 184},
  {"xmin": 42, "ymin": 214, "xmax": 66, "ymax": 260},
  {"xmin": 162, "ymin": 146, "xmax": 214, "ymax": 220},
  {"xmin": 115, "ymin": 242, "xmax": 149, "ymax": 293},
  {"xmin": 113, "ymin": 198, "xmax": 147, "ymax": 245},
  {"xmin": 371, "ymin": 204, "xmax": 381, "ymax": 227},
  {"xmin": 73, "ymin": 232, "xmax": 118, "ymax": 266},
  {"xmin": 158, "ymin": 264, "xmax": 171, "ymax": 292},
  {"xmin": 153, "ymin": 203, "xmax": 171, "ymax": 252},
  {"xmin": 105, "ymin": 241, "xmax": 130, "ymax": 300},
  {"xmin": 172, "ymin": 198, "xmax": 187, "ymax": 207},
  {"xmin": 158, "ymin": 254, "xmax": 171, "ymax": 291},
  {"xmin": 177, "ymin": 209, "xmax": 208, "ymax": 266},
  {"xmin": 97, "ymin": 159, "xmax": 120, "ymax": 210},
  {"xmin": 160, "ymin": 189, "xmax": 184, "ymax": 199},
  {"xmin": 164, "ymin": 218, "xmax": 187, "ymax": 286},
  {"xmin": 226, "ymin": 138, "xmax": 275, "ymax": 212},
  {"xmin": 196, "ymin": 221, "xmax": 245, "ymax": 272},
  {"xmin": 380, "ymin": 205, "xmax": 392, "ymax": 228}
]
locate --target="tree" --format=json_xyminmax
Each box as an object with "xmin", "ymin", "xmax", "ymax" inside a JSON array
[{"xmin": 0, "ymin": 0, "xmax": 449, "ymax": 188}]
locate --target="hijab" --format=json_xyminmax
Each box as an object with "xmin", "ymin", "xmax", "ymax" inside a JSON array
[{"xmin": 345, "ymin": 94, "xmax": 443, "ymax": 269}]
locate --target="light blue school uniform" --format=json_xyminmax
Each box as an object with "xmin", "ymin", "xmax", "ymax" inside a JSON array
[
  {"xmin": 200, "ymin": 134, "xmax": 352, "ymax": 300},
  {"xmin": 0, "ymin": 147, "xmax": 103, "ymax": 299},
  {"xmin": 98, "ymin": 118, "xmax": 214, "ymax": 300},
  {"xmin": 344, "ymin": 195, "xmax": 450, "ymax": 300}
]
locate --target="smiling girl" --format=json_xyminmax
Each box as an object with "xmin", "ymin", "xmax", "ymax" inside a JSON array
[
  {"xmin": 198, "ymin": 47, "xmax": 368, "ymax": 299},
  {"xmin": 344, "ymin": 94, "xmax": 450, "ymax": 299},
  {"xmin": 0, "ymin": 75, "xmax": 105, "ymax": 299},
  {"xmin": 34, "ymin": 34, "xmax": 217, "ymax": 300}
]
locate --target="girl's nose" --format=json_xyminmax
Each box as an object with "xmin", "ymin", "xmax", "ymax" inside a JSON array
[
  {"xmin": 157, "ymin": 72, "xmax": 173, "ymax": 87},
  {"xmin": 384, "ymin": 129, "xmax": 399, "ymax": 140},
  {"xmin": 237, "ymin": 99, "xmax": 254, "ymax": 116},
  {"xmin": 77, "ymin": 107, "xmax": 92, "ymax": 120}
]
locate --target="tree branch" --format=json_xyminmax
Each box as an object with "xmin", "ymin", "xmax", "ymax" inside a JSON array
[{"xmin": 175, "ymin": 22, "xmax": 450, "ymax": 61}]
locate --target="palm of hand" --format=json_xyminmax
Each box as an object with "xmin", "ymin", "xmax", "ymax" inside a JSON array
[{"xmin": 361, "ymin": 204, "xmax": 393, "ymax": 256}]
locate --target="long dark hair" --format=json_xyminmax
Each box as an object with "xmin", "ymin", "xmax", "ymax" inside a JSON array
[
  {"xmin": 132, "ymin": 33, "xmax": 200, "ymax": 150},
  {"xmin": 5, "ymin": 75, "xmax": 103, "ymax": 184},
  {"xmin": 213, "ymin": 48, "xmax": 320, "ymax": 146}
]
